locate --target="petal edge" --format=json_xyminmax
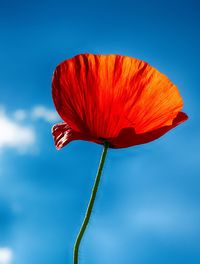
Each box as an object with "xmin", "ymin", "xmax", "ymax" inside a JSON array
[{"xmin": 109, "ymin": 112, "xmax": 188, "ymax": 148}]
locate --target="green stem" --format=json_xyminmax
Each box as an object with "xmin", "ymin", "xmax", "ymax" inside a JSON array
[{"xmin": 73, "ymin": 141, "xmax": 109, "ymax": 264}]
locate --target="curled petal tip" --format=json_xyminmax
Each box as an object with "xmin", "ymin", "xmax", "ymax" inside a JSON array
[
  {"xmin": 52, "ymin": 122, "xmax": 103, "ymax": 149},
  {"xmin": 52, "ymin": 123, "xmax": 74, "ymax": 150}
]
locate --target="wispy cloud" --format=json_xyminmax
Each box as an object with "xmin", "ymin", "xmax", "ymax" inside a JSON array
[
  {"xmin": 0, "ymin": 248, "xmax": 13, "ymax": 264},
  {"xmin": 13, "ymin": 109, "xmax": 27, "ymax": 121},
  {"xmin": 127, "ymin": 205, "xmax": 200, "ymax": 238},
  {"xmin": 12, "ymin": 105, "xmax": 60, "ymax": 123},
  {"xmin": 86, "ymin": 223, "xmax": 123, "ymax": 264},
  {"xmin": 31, "ymin": 105, "xmax": 60, "ymax": 123},
  {"xmin": 0, "ymin": 110, "xmax": 35, "ymax": 152}
]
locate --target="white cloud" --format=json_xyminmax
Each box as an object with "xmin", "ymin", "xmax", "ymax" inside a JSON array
[
  {"xmin": 31, "ymin": 105, "xmax": 60, "ymax": 123},
  {"xmin": 0, "ymin": 248, "xmax": 13, "ymax": 264},
  {"xmin": 0, "ymin": 104, "xmax": 59, "ymax": 153},
  {"xmin": 0, "ymin": 111, "xmax": 35, "ymax": 152}
]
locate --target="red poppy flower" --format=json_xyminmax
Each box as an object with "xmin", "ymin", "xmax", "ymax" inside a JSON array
[{"xmin": 52, "ymin": 54, "xmax": 188, "ymax": 149}]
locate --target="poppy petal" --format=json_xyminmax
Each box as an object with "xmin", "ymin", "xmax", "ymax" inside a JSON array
[
  {"xmin": 126, "ymin": 66, "xmax": 183, "ymax": 134},
  {"xmin": 52, "ymin": 54, "xmax": 150, "ymax": 139},
  {"xmin": 109, "ymin": 112, "xmax": 188, "ymax": 148}
]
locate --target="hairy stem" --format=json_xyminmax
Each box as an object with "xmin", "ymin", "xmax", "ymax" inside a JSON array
[{"xmin": 73, "ymin": 141, "xmax": 109, "ymax": 264}]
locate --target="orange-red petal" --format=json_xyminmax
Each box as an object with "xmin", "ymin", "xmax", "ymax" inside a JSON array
[{"xmin": 52, "ymin": 54, "xmax": 188, "ymax": 149}]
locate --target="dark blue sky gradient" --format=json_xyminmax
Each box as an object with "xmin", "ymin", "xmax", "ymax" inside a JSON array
[{"xmin": 0, "ymin": 0, "xmax": 200, "ymax": 263}]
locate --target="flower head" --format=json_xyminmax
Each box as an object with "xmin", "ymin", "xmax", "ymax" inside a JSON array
[{"xmin": 52, "ymin": 54, "xmax": 188, "ymax": 149}]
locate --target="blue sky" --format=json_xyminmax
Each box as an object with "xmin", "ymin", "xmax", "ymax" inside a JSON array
[{"xmin": 0, "ymin": 0, "xmax": 199, "ymax": 263}]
